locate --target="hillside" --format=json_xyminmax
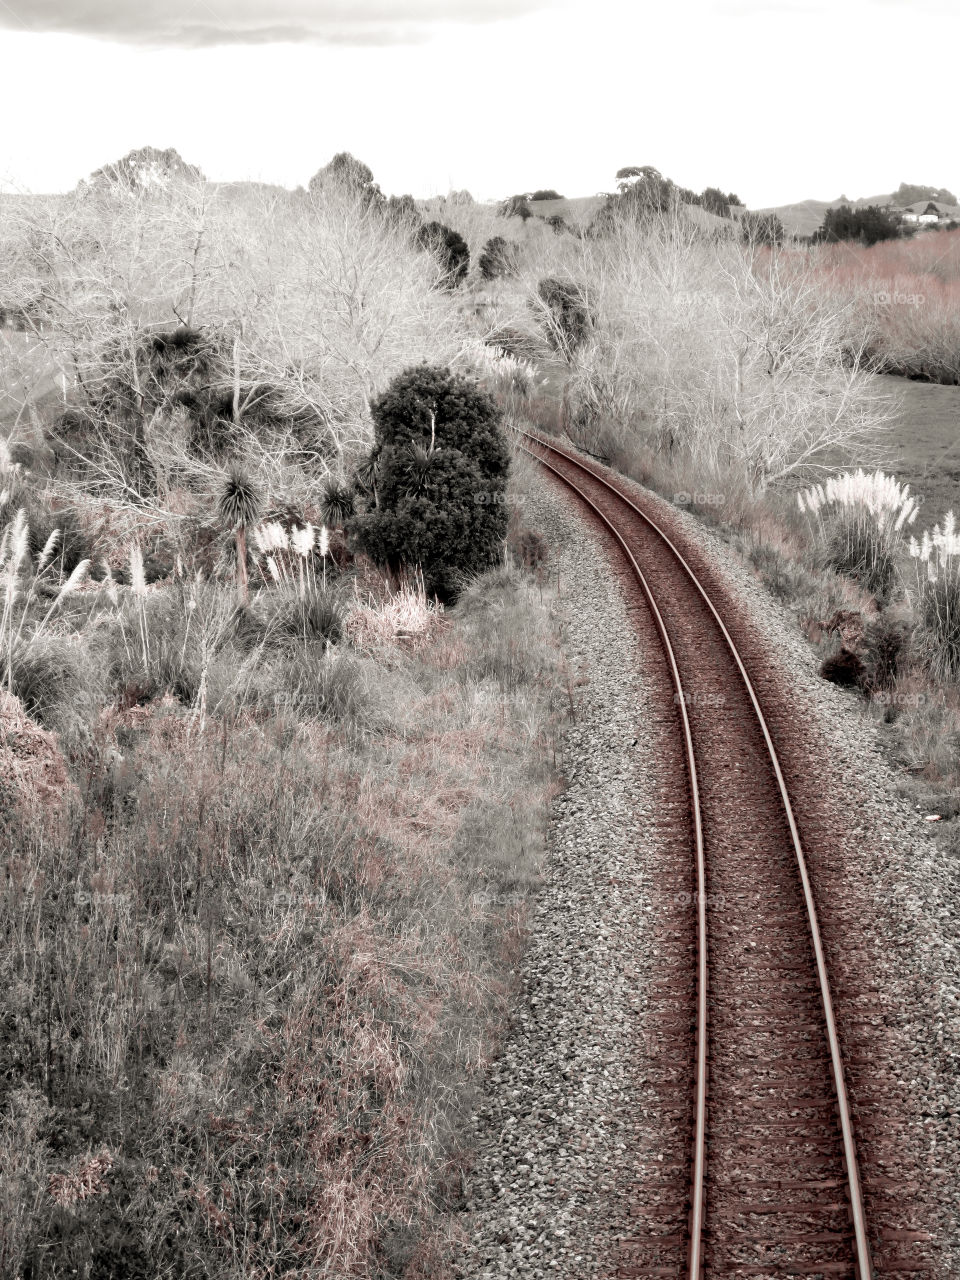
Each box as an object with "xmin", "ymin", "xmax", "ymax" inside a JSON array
[{"xmin": 759, "ymin": 183, "xmax": 960, "ymax": 239}]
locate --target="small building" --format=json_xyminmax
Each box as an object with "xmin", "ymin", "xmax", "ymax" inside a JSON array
[{"xmin": 898, "ymin": 199, "xmax": 955, "ymax": 224}]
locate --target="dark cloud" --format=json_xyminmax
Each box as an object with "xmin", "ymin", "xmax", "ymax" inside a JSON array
[{"xmin": 0, "ymin": 0, "xmax": 557, "ymax": 46}]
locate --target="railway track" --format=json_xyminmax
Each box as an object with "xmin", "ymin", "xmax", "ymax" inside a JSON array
[{"xmin": 521, "ymin": 429, "xmax": 932, "ymax": 1279}]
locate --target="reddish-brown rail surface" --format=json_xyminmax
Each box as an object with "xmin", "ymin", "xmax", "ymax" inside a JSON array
[{"xmin": 523, "ymin": 430, "xmax": 934, "ymax": 1279}]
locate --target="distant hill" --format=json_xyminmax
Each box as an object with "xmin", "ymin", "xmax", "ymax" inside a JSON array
[
  {"xmin": 757, "ymin": 183, "xmax": 959, "ymax": 238},
  {"xmin": 521, "ymin": 195, "xmax": 605, "ymax": 225},
  {"xmin": 515, "ymin": 194, "xmax": 738, "ymax": 233}
]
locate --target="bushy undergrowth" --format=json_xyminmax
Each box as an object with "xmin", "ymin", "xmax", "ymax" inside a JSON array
[{"xmin": 0, "ymin": 557, "xmax": 561, "ymax": 1280}]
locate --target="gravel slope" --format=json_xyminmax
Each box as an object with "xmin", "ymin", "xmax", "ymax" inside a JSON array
[{"xmin": 453, "ymin": 477, "xmax": 686, "ymax": 1279}]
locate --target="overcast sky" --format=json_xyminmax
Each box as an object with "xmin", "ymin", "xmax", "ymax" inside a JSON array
[{"xmin": 0, "ymin": 0, "xmax": 956, "ymax": 207}]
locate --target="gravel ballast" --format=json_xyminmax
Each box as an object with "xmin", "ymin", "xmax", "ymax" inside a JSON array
[
  {"xmin": 456, "ymin": 458, "xmax": 960, "ymax": 1276},
  {"xmin": 453, "ymin": 476, "xmax": 688, "ymax": 1279}
]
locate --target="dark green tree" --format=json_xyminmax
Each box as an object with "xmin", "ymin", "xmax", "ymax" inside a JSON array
[
  {"xmin": 498, "ymin": 195, "xmax": 533, "ymax": 220},
  {"xmin": 740, "ymin": 211, "xmax": 786, "ymax": 246},
  {"xmin": 700, "ymin": 187, "xmax": 732, "ymax": 217},
  {"xmin": 478, "ymin": 236, "xmax": 520, "ymax": 280},
  {"xmin": 814, "ymin": 203, "xmax": 902, "ymax": 246},
  {"xmin": 84, "ymin": 146, "xmax": 204, "ymax": 195},
  {"xmin": 308, "ymin": 152, "xmax": 382, "ymax": 206},
  {"xmin": 350, "ymin": 366, "xmax": 510, "ymax": 600},
  {"xmin": 415, "ymin": 221, "xmax": 470, "ymax": 288},
  {"xmin": 536, "ymin": 278, "xmax": 593, "ymax": 359},
  {"xmin": 383, "ymin": 193, "xmax": 423, "ymax": 231}
]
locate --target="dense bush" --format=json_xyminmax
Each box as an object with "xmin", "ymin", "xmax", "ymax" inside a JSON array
[
  {"xmin": 415, "ymin": 221, "xmax": 470, "ymax": 288},
  {"xmin": 351, "ymin": 366, "xmax": 510, "ymax": 600},
  {"xmin": 814, "ymin": 204, "xmax": 902, "ymax": 247},
  {"xmin": 498, "ymin": 195, "xmax": 532, "ymax": 221},
  {"xmin": 536, "ymin": 277, "xmax": 593, "ymax": 359},
  {"xmin": 478, "ymin": 236, "xmax": 520, "ymax": 281},
  {"xmin": 530, "ymin": 189, "xmax": 563, "ymax": 201}
]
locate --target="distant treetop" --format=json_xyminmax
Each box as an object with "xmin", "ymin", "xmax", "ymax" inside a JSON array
[
  {"xmin": 892, "ymin": 181, "xmax": 958, "ymax": 207},
  {"xmin": 83, "ymin": 146, "xmax": 204, "ymax": 194},
  {"xmin": 308, "ymin": 152, "xmax": 382, "ymax": 204},
  {"xmin": 529, "ymin": 189, "xmax": 564, "ymax": 201}
]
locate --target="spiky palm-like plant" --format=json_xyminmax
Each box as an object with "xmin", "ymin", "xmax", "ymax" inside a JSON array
[
  {"xmin": 403, "ymin": 443, "xmax": 437, "ymax": 495},
  {"xmin": 217, "ymin": 467, "xmax": 262, "ymax": 605},
  {"xmin": 355, "ymin": 450, "xmax": 381, "ymax": 508},
  {"xmin": 320, "ymin": 479, "xmax": 355, "ymax": 529}
]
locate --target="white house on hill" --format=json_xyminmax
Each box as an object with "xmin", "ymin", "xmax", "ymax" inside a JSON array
[{"xmin": 898, "ymin": 199, "xmax": 958, "ymax": 224}]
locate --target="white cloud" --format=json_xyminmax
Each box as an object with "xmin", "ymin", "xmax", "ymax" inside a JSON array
[{"xmin": 0, "ymin": 0, "xmax": 563, "ymax": 46}]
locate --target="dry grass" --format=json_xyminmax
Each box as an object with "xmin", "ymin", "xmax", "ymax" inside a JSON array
[{"xmin": 0, "ymin": 553, "xmax": 563, "ymax": 1279}]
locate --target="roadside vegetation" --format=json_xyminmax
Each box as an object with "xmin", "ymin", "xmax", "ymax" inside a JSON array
[
  {"xmin": 0, "ymin": 150, "xmax": 566, "ymax": 1278},
  {"xmin": 4, "ymin": 143, "xmax": 960, "ymax": 1274}
]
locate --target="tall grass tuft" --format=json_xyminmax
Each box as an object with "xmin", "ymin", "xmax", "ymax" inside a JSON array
[
  {"xmin": 910, "ymin": 512, "xmax": 960, "ymax": 679},
  {"xmin": 798, "ymin": 468, "xmax": 918, "ymax": 600}
]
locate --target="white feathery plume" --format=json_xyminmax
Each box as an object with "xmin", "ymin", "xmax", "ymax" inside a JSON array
[
  {"xmin": 57, "ymin": 558, "xmax": 90, "ymax": 600},
  {"xmin": 267, "ymin": 555, "xmax": 281, "ymax": 584},
  {"xmin": 9, "ymin": 509, "xmax": 28, "ymax": 572},
  {"xmin": 318, "ymin": 525, "xmax": 330, "ymax": 560},
  {"xmin": 291, "ymin": 523, "xmax": 315, "ymax": 558},
  {"xmin": 37, "ymin": 528, "xmax": 61, "ymax": 572}
]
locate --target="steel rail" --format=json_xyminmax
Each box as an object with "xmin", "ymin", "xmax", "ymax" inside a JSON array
[{"xmin": 522, "ymin": 429, "xmax": 872, "ymax": 1280}]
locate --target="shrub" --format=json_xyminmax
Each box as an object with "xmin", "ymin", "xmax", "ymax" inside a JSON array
[
  {"xmin": 415, "ymin": 221, "xmax": 470, "ymax": 288},
  {"xmin": 271, "ymin": 648, "xmax": 367, "ymax": 723},
  {"xmin": 860, "ymin": 613, "xmax": 912, "ymax": 693},
  {"xmin": 798, "ymin": 470, "xmax": 918, "ymax": 602},
  {"xmin": 0, "ymin": 484, "xmax": 93, "ymax": 577},
  {"xmin": 820, "ymin": 646, "xmax": 866, "ymax": 688},
  {"xmin": 274, "ymin": 588, "xmax": 344, "ymax": 647},
  {"xmin": 498, "ymin": 195, "xmax": 532, "ymax": 220},
  {"xmin": 478, "ymin": 236, "xmax": 520, "ymax": 281},
  {"xmin": 351, "ymin": 366, "xmax": 510, "ymax": 601},
  {"xmin": 910, "ymin": 513, "xmax": 960, "ymax": 679},
  {"xmin": 6, "ymin": 634, "xmax": 101, "ymax": 746},
  {"xmin": 536, "ymin": 277, "xmax": 593, "ymax": 359}
]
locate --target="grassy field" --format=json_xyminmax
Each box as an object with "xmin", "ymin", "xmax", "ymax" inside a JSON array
[{"xmin": 877, "ymin": 374, "xmax": 960, "ymax": 525}]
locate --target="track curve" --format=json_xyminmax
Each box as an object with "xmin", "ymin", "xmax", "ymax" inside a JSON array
[{"xmin": 521, "ymin": 429, "xmax": 875, "ymax": 1279}]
